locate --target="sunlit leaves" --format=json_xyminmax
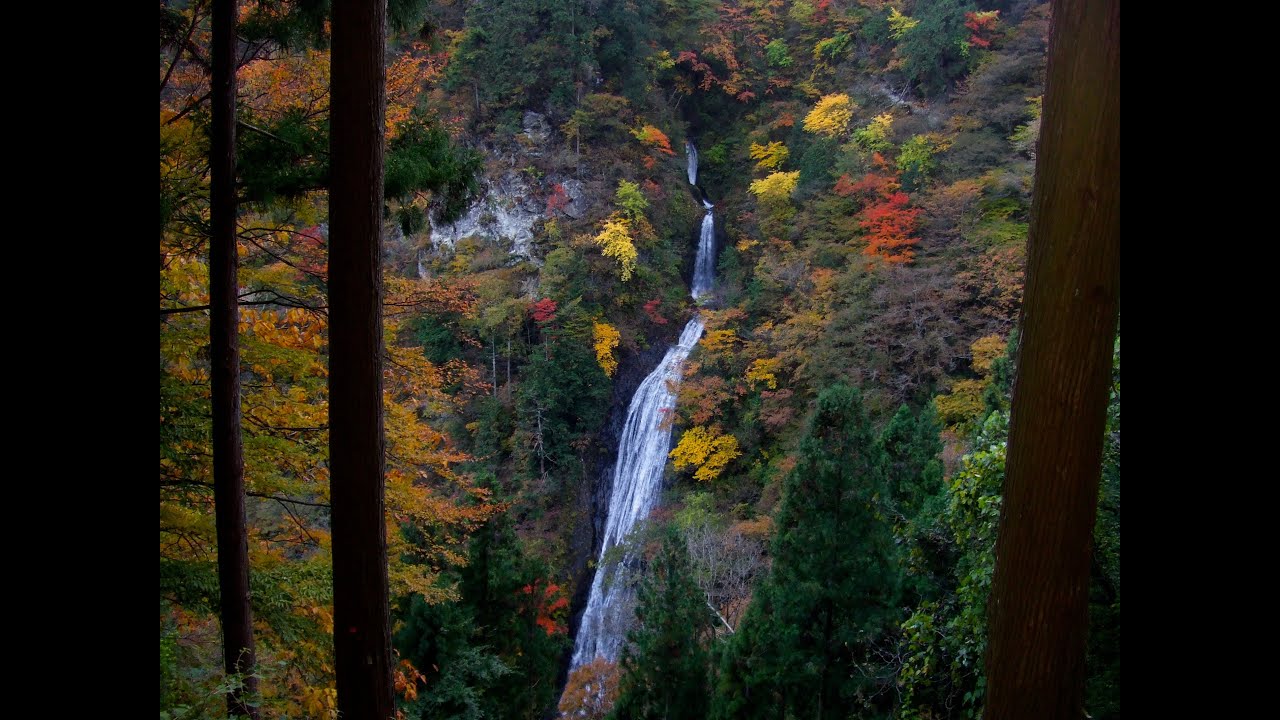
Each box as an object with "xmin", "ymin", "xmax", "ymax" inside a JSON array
[
  {"xmin": 632, "ymin": 124, "xmax": 677, "ymax": 156},
  {"xmin": 745, "ymin": 358, "xmax": 782, "ymax": 390}
]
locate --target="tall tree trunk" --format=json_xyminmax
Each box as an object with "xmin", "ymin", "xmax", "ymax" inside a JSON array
[
  {"xmin": 982, "ymin": 1, "xmax": 1120, "ymax": 718},
  {"xmin": 209, "ymin": 0, "xmax": 259, "ymax": 717},
  {"xmin": 329, "ymin": 0, "xmax": 394, "ymax": 717}
]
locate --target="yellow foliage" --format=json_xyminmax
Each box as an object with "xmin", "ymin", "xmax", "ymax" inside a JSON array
[
  {"xmin": 934, "ymin": 379, "xmax": 987, "ymax": 428},
  {"xmin": 669, "ymin": 426, "xmax": 742, "ymax": 482},
  {"xmin": 749, "ymin": 141, "xmax": 790, "ymax": 171},
  {"xmin": 748, "ymin": 171, "xmax": 800, "ymax": 204},
  {"xmin": 593, "ymin": 215, "xmax": 639, "ymax": 281},
  {"xmin": 888, "ymin": 7, "xmax": 919, "ymax": 39},
  {"xmin": 700, "ymin": 329, "xmax": 739, "ymax": 355},
  {"xmin": 803, "ymin": 93, "xmax": 856, "ymax": 137},
  {"xmin": 971, "ymin": 335, "xmax": 1005, "ymax": 374},
  {"xmin": 593, "ymin": 321, "xmax": 621, "ymax": 377},
  {"xmin": 745, "ymin": 357, "xmax": 782, "ymax": 390}
]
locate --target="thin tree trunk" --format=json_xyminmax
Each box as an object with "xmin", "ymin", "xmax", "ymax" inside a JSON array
[
  {"xmin": 982, "ymin": 0, "xmax": 1120, "ymax": 717},
  {"xmin": 209, "ymin": 0, "xmax": 259, "ymax": 716},
  {"xmin": 329, "ymin": 0, "xmax": 394, "ymax": 717}
]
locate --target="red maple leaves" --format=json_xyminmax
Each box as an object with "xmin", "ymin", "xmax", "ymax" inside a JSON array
[
  {"xmin": 520, "ymin": 579, "xmax": 569, "ymax": 636},
  {"xmin": 834, "ymin": 172, "xmax": 922, "ymax": 264},
  {"xmin": 529, "ymin": 298, "xmax": 558, "ymax": 324}
]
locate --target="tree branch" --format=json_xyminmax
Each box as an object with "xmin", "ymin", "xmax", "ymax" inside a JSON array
[{"xmin": 708, "ymin": 600, "xmax": 734, "ymax": 634}]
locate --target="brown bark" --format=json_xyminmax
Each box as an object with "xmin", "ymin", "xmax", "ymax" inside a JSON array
[
  {"xmin": 209, "ymin": 0, "xmax": 259, "ymax": 717},
  {"xmin": 329, "ymin": 0, "xmax": 394, "ymax": 717},
  {"xmin": 982, "ymin": 1, "xmax": 1120, "ymax": 718}
]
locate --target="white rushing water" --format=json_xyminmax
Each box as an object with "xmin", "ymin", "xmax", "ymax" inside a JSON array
[
  {"xmin": 569, "ymin": 149, "xmax": 715, "ymax": 669},
  {"xmin": 686, "ymin": 141, "xmax": 699, "ymax": 186}
]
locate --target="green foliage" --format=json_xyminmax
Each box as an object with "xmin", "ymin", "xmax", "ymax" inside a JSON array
[
  {"xmin": 897, "ymin": 0, "xmax": 978, "ymax": 97},
  {"xmin": 896, "ymin": 411, "xmax": 1007, "ymax": 718},
  {"xmin": 612, "ymin": 529, "xmax": 712, "ymax": 720},
  {"xmin": 385, "ymin": 117, "xmax": 484, "ymax": 223},
  {"xmin": 1086, "ymin": 334, "xmax": 1121, "ymax": 718},
  {"xmin": 888, "ymin": 8, "xmax": 920, "ymax": 40},
  {"xmin": 1008, "ymin": 96, "xmax": 1043, "ymax": 158},
  {"xmin": 236, "ymin": 109, "xmax": 329, "ymax": 203},
  {"xmin": 812, "ymin": 32, "xmax": 852, "ymax": 65},
  {"xmin": 788, "ymin": 0, "xmax": 815, "ymax": 24},
  {"xmin": 880, "ymin": 403, "xmax": 945, "ymax": 520},
  {"xmin": 447, "ymin": 0, "xmax": 593, "ymax": 119},
  {"xmin": 517, "ymin": 301, "xmax": 611, "ymax": 485},
  {"xmin": 853, "ymin": 113, "xmax": 895, "ymax": 154},
  {"xmin": 713, "ymin": 386, "xmax": 900, "ymax": 719},
  {"xmin": 396, "ymin": 511, "xmax": 570, "ymax": 720},
  {"xmin": 764, "ymin": 38, "xmax": 793, "ymax": 68},
  {"xmin": 897, "ymin": 135, "xmax": 938, "ymax": 192},
  {"xmin": 615, "ymin": 179, "xmax": 650, "ymax": 222}
]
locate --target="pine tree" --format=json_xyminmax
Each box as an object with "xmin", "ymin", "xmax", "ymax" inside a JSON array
[
  {"xmin": 713, "ymin": 385, "xmax": 901, "ymax": 719},
  {"xmin": 612, "ymin": 529, "xmax": 712, "ymax": 720},
  {"xmin": 879, "ymin": 403, "xmax": 944, "ymax": 521}
]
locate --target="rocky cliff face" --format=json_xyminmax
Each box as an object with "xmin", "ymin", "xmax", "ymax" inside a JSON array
[{"xmin": 423, "ymin": 112, "xmax": 589, "ymax": 273}]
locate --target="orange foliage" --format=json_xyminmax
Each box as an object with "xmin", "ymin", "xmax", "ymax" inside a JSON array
[
  {"xmin": 861, "ymin": 192, "xmax": 922, "ymax": 264},
  {"xmin": 835, "ymin": 171, "xmax": 922, "ymax": 264},
  {"xmin": 559, "ymin": 657, "xmax": 620, "ymax": 719},
  {"xmin": 634, "ymin": 124, "xmax": 676, "ymax": 155},
  {"xmin": 521, "ymin": 579, "xmax": 570, "ymax": 636}
]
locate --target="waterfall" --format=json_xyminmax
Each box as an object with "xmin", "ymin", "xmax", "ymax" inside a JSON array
[
  {"xmin": 686, "ymin": 141, "xmax": 699, "ymax": 186},
  {"xmin": 569, "ymin": 148, "xmax": 715, "ymax": 670}
]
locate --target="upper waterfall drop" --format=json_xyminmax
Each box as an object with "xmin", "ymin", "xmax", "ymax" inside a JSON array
[
  {"xmin": 686, "ymin": 141, "xmax": 698, "ymax": 186},
  {"xmin": 692, "ymin": 211, "xmax": 715, "ymax": 300}
]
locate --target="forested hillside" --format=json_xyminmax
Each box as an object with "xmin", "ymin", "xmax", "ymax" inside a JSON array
[{"xmin": 160, "ymin": 0, "xmax": 1119, "ymax": 717}]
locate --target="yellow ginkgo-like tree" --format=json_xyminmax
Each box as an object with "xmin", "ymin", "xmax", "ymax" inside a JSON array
[
  {"xmin": 593, "ymin": 214, "xmax": 639, "ymax": 282},
  {"xmin": 593, "ymin": 321, "xmax": 621, "ymax": 377},
  {"xmin": 670, "ymin": 425, "xmax": 742, "ymax": 482},
  {"xmin": 749, "ymin": 141, "xmax": 790, "ymax": 171},
  {"xmin": 803, "ymin": 93, "xmax": 856, "ymax": 137}
]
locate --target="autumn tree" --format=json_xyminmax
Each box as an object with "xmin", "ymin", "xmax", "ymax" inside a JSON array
[
  {"xmin": 559, "ymin": 658, "xmax": 620, "ymax": 719},
  {"xmin": 669, "ymin": 425, "xmax": 741, "ymax": 482},
  {"xmin": 802, "ymin": 93, "xmax": 855, "ymax": 137},
  {"xmin": 748, "ymin": 141, "xmax": 789, "ymax": 171},
  {"xmin": 593, "ymin": 321, "xmax": 621, "ymax": 377},
  {"xmin": 982, "ymin": 0, "xmax": 1121, "ymax": 716},
  {"xmin": 835, "ymin": 169, "xmax": 922, "ymax": 263},
  {"xmin": 594, "ymin": 215, "xmax": 639, "ymax": 282}
]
